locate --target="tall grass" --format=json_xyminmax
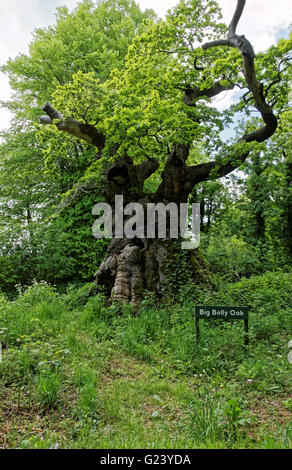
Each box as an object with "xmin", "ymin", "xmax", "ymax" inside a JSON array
[{"xmin": 0, "ymin": 272, "xmax": 291, "ymax": 448}]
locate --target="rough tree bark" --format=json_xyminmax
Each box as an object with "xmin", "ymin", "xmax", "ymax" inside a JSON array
[{"xmin": 40, "ymin": 0, "xmax": 278, "ymax": 304}]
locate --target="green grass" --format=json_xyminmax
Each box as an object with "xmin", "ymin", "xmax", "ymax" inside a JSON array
[{"xmin": 0, "ymin": 273, "xmax": 291, "ymax": 449}]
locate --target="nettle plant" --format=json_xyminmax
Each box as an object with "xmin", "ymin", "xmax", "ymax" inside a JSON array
[{"xmin": 39, "ymin": 0, "xmax": 291, "ymax": 304}]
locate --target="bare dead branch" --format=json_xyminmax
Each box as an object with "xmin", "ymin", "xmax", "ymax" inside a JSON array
[
  {"xmin": 202, "ymin": 39, "xmax": 237, "ymax": 51},
  {"xmin": 184, "ymin": 0, "xmax": 278, "ymax": 186},
  {"xmin": 228, "ymin": 0, "xmax": 246, "ymax": 37},
  {"xmin": 42, "ymin": 102, "xmax": 64, "ymax": 121},
  {"xmin": 40, "ymin": 102, "xmax": 106, "ymax": 151}
]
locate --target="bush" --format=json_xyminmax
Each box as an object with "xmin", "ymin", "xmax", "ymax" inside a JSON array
[{"xmin": 205, "ymin": 236, "xmax": 262, "ymax": 280}]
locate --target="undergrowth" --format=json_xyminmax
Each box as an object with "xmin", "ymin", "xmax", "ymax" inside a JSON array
[{"xmin": 0, "ymin": 272, "xmax": 291, "ymax": 449}]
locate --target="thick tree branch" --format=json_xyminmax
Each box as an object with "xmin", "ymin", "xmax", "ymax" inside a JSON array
[
  {"xmin": 40, "ymin": 102, "xmax": 106, "ymax": 151},
  {"xmin": 202, "ymin": 39, "xmax": 237, "ymax": 51},
  {"xmin": 136, "ymin": 158, "xmax": 159, "ymax": 186},
  {"xmin": 187, "ymin": 151, "xmax": 249, "ymax": 186},
  {"xmin": 185, "ymin": 0, "xmax": 278, "ymax": 186},
  {"xmin": 228, "ymin": 0, "xmax": 246, "ymax": 37},
  {"xmin": 183, "ymin": 81, "xmax": 234, "ymax": 106},
  {"xmin": 154, "ymin": 144, "xmax": 191, "ymax": 202}
]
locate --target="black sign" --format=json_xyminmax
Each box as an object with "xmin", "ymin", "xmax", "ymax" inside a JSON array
[{"xmin": 195, "ymin": 305, "xmax": 249, "ymax": 346}]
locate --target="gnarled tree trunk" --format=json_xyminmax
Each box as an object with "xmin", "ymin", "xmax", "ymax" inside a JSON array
[{"xmin": 94, "ymin": 145, "xmax": 209, "ymax": 304}]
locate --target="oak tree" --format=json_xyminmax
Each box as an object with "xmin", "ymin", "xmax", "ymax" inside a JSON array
[{"xmin": 35, "ymin": 0, "xmax": 291, "ymax": 302}]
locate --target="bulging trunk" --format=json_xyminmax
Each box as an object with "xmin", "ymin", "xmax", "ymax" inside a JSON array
[
  {"xmin": 95, "ymin": 236, "xmax": 209, "ymax": 305},
  {"xmin": 92, "ymin": 146, "xmax": 210, "ymax": 304},
  {"xmin": 95, "ymin": 237, "xmax": 170, "ymax": 304}
]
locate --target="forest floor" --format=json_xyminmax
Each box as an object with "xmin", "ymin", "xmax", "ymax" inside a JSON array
[{"xmin": 0, "ymin": 271, "xmax": 291, "ymax": 449}]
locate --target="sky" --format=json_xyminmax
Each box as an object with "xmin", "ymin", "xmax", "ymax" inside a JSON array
[{"xmin": 0, "ymin": 0, "xmax": 291, "ymax": 132}]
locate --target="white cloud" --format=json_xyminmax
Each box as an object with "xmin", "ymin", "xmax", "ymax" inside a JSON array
[{"xmin": 0, "ymin": 0, "xmax": 291, "ymax": 133}]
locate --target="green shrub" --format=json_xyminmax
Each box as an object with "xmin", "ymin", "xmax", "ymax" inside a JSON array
[
  {"xmin": 205, "ymin": 236, "xmax": 262, "ymax": 280},
  {"xmin": 64, "ymin": 283, "xmax": 95, "ymax": 309}
]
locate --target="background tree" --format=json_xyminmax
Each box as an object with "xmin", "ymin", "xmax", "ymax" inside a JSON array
[
  {"xmin": 191, "ymin": 180, "xmax": 231, "ymax": 234},
  {"xmin": 0, "ymin": 0, "xmax": 156, "ymax": 291}
]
